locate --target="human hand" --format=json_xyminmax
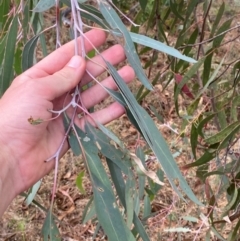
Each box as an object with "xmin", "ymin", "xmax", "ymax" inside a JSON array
[{"xmin": 0, "ymin": 29, "xmax": 134, "ymax": 215}]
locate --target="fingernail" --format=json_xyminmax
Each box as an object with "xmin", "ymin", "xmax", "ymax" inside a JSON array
[{"xmin": 67, "ymin": 56, "xmax": 82, "ymax": 68}]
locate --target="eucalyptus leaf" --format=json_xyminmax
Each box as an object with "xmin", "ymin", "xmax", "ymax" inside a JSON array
[
  {"xmin": 196, "ymin": 56, "xmax": 225, "ymax": 99},
  {"xmin": 22, "ymin": 34, "xmax": 40, "ymax": 71},
  {"xmin": 210, "ymin": 2, "xmax": 225, "ymax": 38},
  {"xmin": 98, "ymin": 1, "xmax": 153, "ymax": 90},
  {"xmin": 125, "ymin": 176, "xmax": 135, "ymax": 228},
  {"xmin": 138, "ymin": 0, "xmax": 148, "ymax": 11},
  {"xmin": 76, "ymin": 171, "xmax": 86, "ymax": 194},
  {"xmin": 184, "ymin": 151, "xmax": 216, "ymax": 169},
  {"xmin": 75, "ymin": 124, "xmax": 136, "ymax": 241},
  {"xmin": 25, "ymin": 180, "xmax": 42, "ymax": 206},
  {"xmin": 0, "ymin": 15, "xmax": 18, "ymax": 96},
  {"xmin": 82, "ymin": 196, "xmax": 96, "ymax": 224},
  {"xmin": 105, "ymin": 61, "xmax": 203, "ymax": 206},
  {"xmin": 130, "ymin": 32, "xmax": 197, "ymax": 63},
  {"xmin": 33, "ymin": 0, "xmax": 55, "ymax": 12},
  {"xmin": 205, "ymin": 121, "xmax": 240, "ymax": 145},
  {"xmin": 107, "ymin": 160, "xmax": 151, "ymax": 241},
  {"xmin": 222, "ymin": 186, "xmax": 238, "ymax": 214},
  {"xmin": 229, "ymin": 218, "xmax": 240, "ymax": 241},
  {"xmin": 41, "ymin": 211, "xmax": 61, "ymax": 241},
  {"xmin": 143, "ymin": 195, "xmax": 151, "ymax": 219},
  {"xmin": 174, "ymin": 57, "xmax": 205, "ymax": 104},
  {"xmin": 82, "ymin": 202, "xmax": 96, "ymax": 224}
]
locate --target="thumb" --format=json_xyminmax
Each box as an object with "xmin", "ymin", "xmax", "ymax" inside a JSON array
[{"xmin": 41, "ymin": 56, "xmax": 86, "ymax": 100}]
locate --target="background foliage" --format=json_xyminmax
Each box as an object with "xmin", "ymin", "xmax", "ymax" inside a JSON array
[{"xmin": 1, "ymin": 0, "xmax": 240, "ymax": 240}]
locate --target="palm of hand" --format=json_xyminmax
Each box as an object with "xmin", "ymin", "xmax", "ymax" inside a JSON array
[{"xmin": 0, "ymin": 29, "xmax": 134, "ymax": 195}]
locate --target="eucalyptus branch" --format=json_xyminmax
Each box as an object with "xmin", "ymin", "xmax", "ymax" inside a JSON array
[{"xmin": 71, "ymin": 0, "xmax": 80, "ymax": 55}]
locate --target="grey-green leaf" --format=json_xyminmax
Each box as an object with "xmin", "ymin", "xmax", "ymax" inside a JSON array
[
  {"xmin": 25, "ymin": 180, "xmax": 42, "ymax": 206},
  {"xmin": 205, "ymin": 121, "xmax": 240, "ymax": 145},
  {"xmin": 130, "ymin": 32, "xmax": 197, "ymax": 63},
  {"xmin": 0, "ymin": 16, "xmax": 18, "ymax": 96},
  {"xmin": 76, "ymin": 125, "xmax": 136, "ymax": 241},
  {"xmin": 22, "ymin": 35, "xmax": 40, "ymax": 71},
  {"xmin": 106, "ymin": 61, "xmax": 203, "ymax": 206},
  {"xmin": 41, "ymin": 211, "xmax": 61, "ymax": 241},
  {"xmin": 98, "ymin": 1, "xmax": 153, "ymax": 90},
  {"xmin": 33, "ymin": 0, "xmax": 55, "ymax": 12}
]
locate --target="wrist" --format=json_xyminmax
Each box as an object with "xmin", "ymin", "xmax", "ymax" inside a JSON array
[{"xmin": 0, "ymin": 140, "xmax": 18, "ymax": 216}]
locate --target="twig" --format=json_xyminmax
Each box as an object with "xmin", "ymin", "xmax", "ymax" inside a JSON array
[
  {"xmin": 196, "ymin": 0, "xmax": 212, "ymax": 59},
  {"xmin": 178, "ymin": 24, "xmax": 240, "ymax": 49}
]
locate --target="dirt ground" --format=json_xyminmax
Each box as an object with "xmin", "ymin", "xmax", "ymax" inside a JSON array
[{"xmin": 1, "ymin": 1, "xmax": 240, "ymax": 240}]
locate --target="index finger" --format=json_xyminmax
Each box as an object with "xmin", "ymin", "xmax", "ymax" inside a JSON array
[{"xmin": 21, "ymin": 29, "xmax": 107, "ymax": 79}]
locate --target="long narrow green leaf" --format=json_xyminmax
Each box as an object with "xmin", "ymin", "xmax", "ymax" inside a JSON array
[
  {"xmin": 184, "ymin": 0, "xmax": 198, "ymax": 26},
  {"xmin": 0, "ymin": 16, "xmax": 18, "ymax": 96},
  {"xmin": 138, "ymin": 0, "xmax": 148, "ymax": 11},
  {"xmin": 39, "ymin": 21, "xmax": 48, "ymax": 57},
  {"xmin": 222, "ymin": 186, "xmax": 238, "ymax": 214},
  {"xmin": 41, "ymin": 211, "xmax": 61, "ymax": 241},
  {"xmin": 33, "ymin": 0, "xmax": 55, "ymax": 12},
  {"xmin": 76, "ymin": 124, "xmax": 136, "ymax": 241},
  {"xmin": 76, "ymin": 171, "xmax": 86, "ymax": 194},
  {"xmin": 82, "ymin": 200, "xmax": 96, "ymax": 224},
  {"xmin": 107, "ymin": 160, "xmax": 151, "ymax": 241},
  {"xmin": 22, "ymin": 35, "xmax": 40, "ymax": 71},
  {"xmin": 130, "ymin": 32, "xmax": 197, "ymax": 63},
  {"xmin": 205, "ymin": 121, "xmax": 240, "ymax": 145},
  {"xmin": 85, "ymin": 124, "xmax": 131, "ymax": 174},
  {"xmin": 229, "ymin": 218, "xmax": 240, "ymax": 241},
  {"xmin": 107, "ymin": 159, "xmax": 126, "ymax": 207},
  {"xmin": 106, "ymin": 61, "xmax": 203, "ymax": 206},
  {"xmin": 23, "ymin": 3, "xmax": 30, "ymax": 43},
  {"xmin": 213, "ymin": 18, "xmax": 233, "ymax": 48},
  {"xmin": 25, "ymin": 180, "xmax": 42, "ymax": 206},
  {"xmin": 210, "ymin": 2, "xmax": 225, "ymax": 38},
  {"xmin": 196, "ymin": 56, "xmax": 225, "ymax": 99},
  {"xmin": 197, "ymin": 114, "xmax": 215, "ymax": 138},
  {"xmin": 14, "ymin": 43, "xmax": 23, "ymax": 75},
  {"xmin": 0, "ymin": 36, "xmax": 7, "ymax": 67},
  {"xmin": 136, "ymin": 147, "xmax": 146, "ymax": 200},
  {"xmin": 176, "ymin": 28, "xmax": 198, "ymax": 71},
  {"xmin": 87, "ymin": 153, "xmax": 135, "ymax": 241},
  {"xmin": 174, "ymin": 57, "xmax": 205, "ymax": 104},
  {"xmin": 84, "ymin": 122, "xmax": 147, "ymax": 233},
  {"xmin": 169, "ymin": 0, "xmax": 184, "ymax": 21},
  {"xmin": 210, "ymin": 226, "xmax": 226, "ymax": 241},
  {"xmin": 97, "ymin": 122, "xmax": 124, "ymax": 149},
  {"xmin": 125, "ymin": 176, "xmax": 135, "ymax": 229},
  {"xmin": 184, "ymin": 151, "xmax": 216, "ymax": 168},
  {"xmin": 190, "ymin": 124, "xmax": 198, "ymax": 160},
  {"xmin": 99, "ymin": 1, "xmax": 153, "ymax": 90},
  {"xmin": 132, "ymin": 213, "xmax": 150, "ymax": 240},
  {"xmin": 231, "ymin": 96, "xmax": 240, "ymax": 122},
  {"xmin": 0, "ymin": 1, "xmax": 11, "ymax": 31},
  {"xmin": 143, "ymin": 195, "xmax": 151, "ymax": 219},
  {"xmin": 217, "ymin": 124, "xmax": 240, "ymax": 151}
]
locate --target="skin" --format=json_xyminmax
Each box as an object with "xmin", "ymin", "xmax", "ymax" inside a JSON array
[{"xmin": 0, "ymin": 29, "xmax": 135, "ymax": 216}]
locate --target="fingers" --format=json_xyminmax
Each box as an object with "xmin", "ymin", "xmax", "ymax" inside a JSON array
[
  {"xmin": 19, "ymin": 29, "xmax": 107, "ymax": 80},
  {"xmin": 71, "ymin": 65, "xmax": 134, "ymax": 130},
  {"xmin": 75, "ymin": 102, "xmax": 126, "ymax": 130},
  {"xmin": 80, "ymin": 66, "xmax": 134, "ymax": 109},
  {"xmin": 59, "ymin": 65, "xmax": 134, "ymax": 115},
  {"xmin": 38, "ymin": 56, "xmax": 86, "ymax": 100},
  {"xmin": 80, "ymin": 44, "xmax": 126, "ymax": 86}
]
